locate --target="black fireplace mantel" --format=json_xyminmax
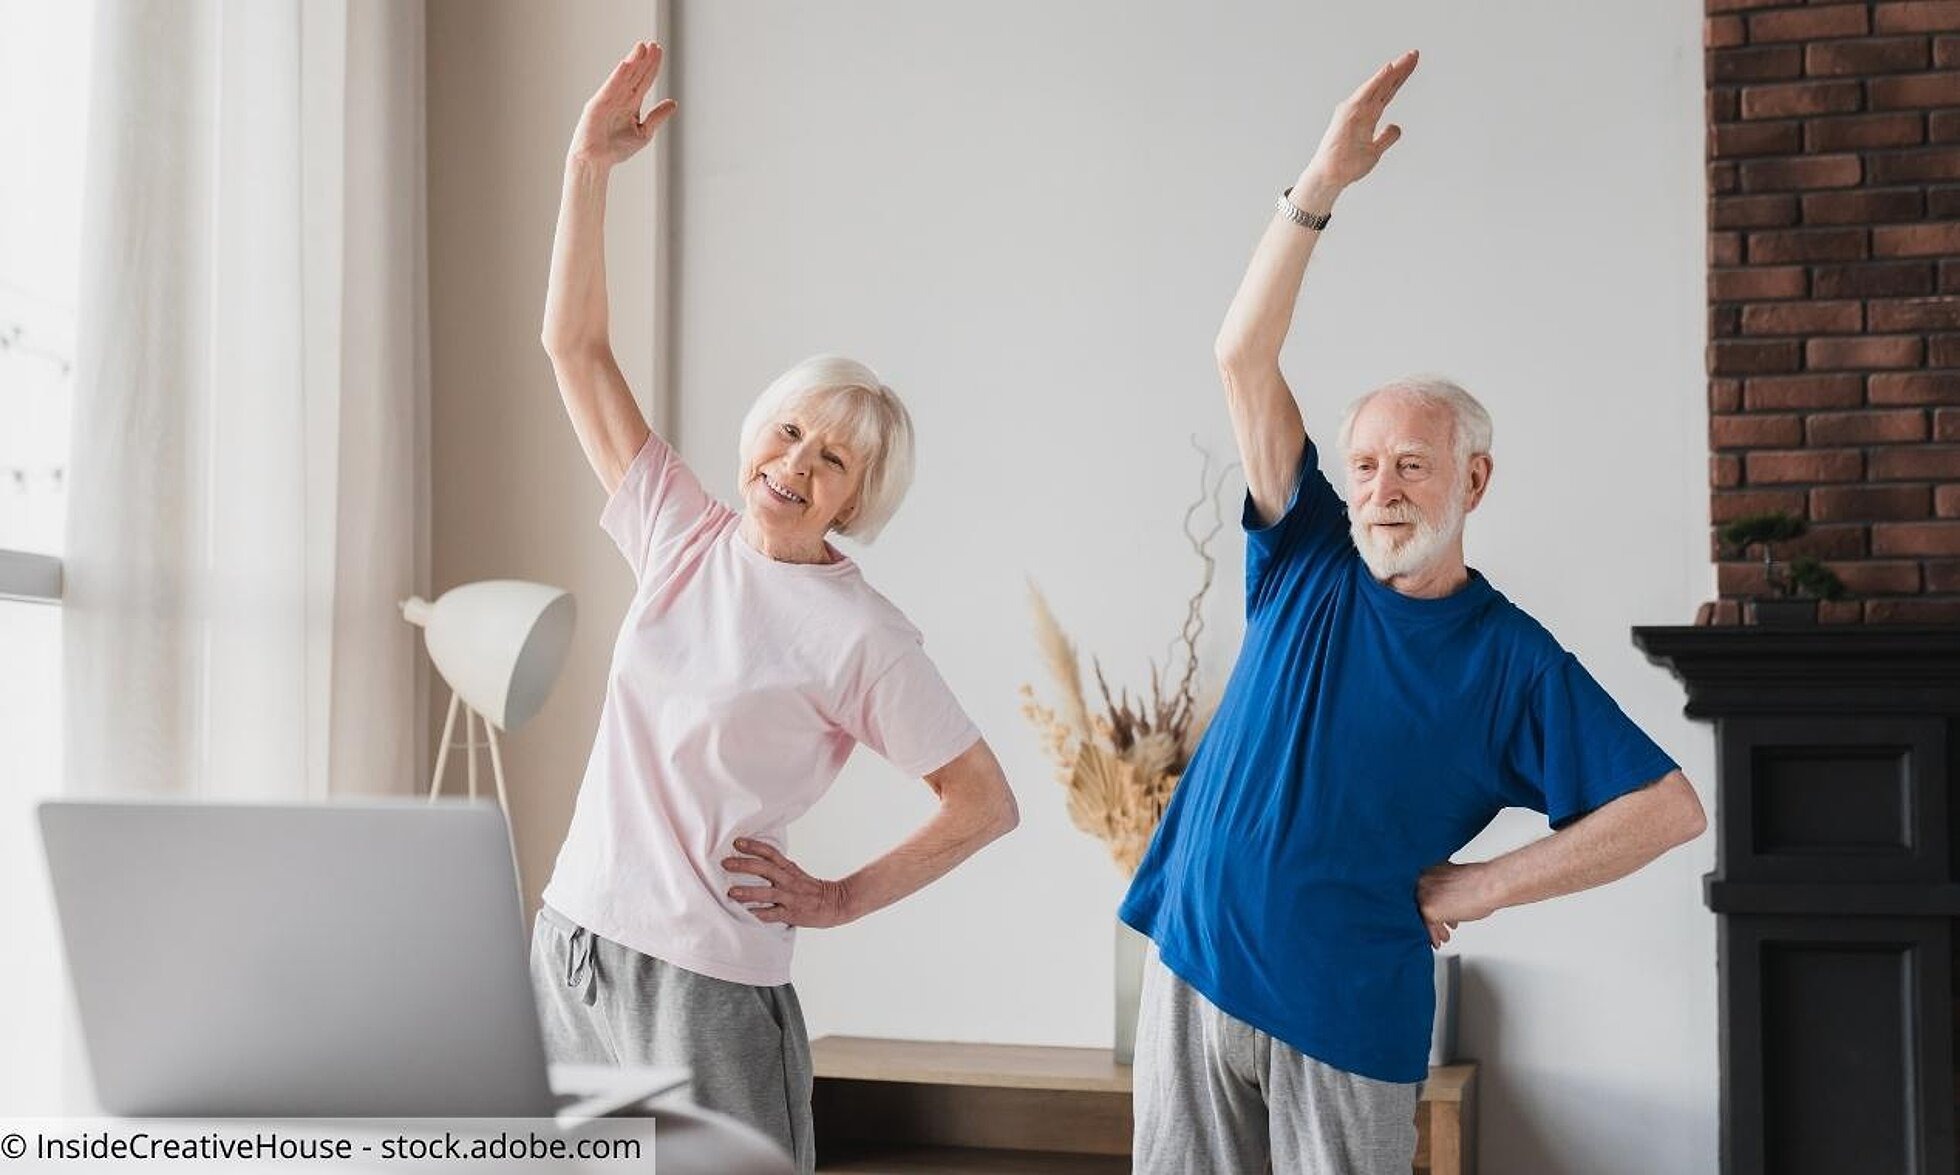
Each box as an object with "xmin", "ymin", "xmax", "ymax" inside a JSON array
[
  {"xmin": 1633, "ymin": 625, "xmax": 1960, "ymax": 718},
  {"xmin": 1633, "ymin": 623, "xmax": 1960, "ymax": 1175}
]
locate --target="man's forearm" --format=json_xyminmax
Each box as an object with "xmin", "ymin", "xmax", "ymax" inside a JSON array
[
  {"xmin": 1215, "ymin": 168, "xmax": 1342, "ymax": 366},
  {"xmin": 1475, "ymin": 771, "xmax": 1707, "ymax": 913},
  {"xmin": 1217, "ymin": 49, "xmax": 1415, "ymax": 367}
]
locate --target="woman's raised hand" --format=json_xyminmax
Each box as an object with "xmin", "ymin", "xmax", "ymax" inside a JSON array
[
  {"xmin": 569, "ymin": 40, "xmax": 677, "ymax": 169},
  {"xmin": 1304, "ymin": 49, "xmax": 1418, "ymax": 190}
]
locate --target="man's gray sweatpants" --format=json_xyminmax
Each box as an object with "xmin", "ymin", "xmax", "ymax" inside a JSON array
[
  {"xmin": 529, "ymin": 906, "xmax": 814, "ymax": 1174},
  {"xmin": 1133, "ymin": 950, "xmax": 1420, "ymax": 1174}
]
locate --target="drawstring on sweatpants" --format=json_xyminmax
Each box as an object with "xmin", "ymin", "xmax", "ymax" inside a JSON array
[{"xmin": 563, "ymin": 924, "xmax": 598, "ymax": 1007}]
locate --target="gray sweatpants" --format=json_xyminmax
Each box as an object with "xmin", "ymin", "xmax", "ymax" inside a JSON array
[
  {"xmin": 1133, "ymin": 951, "xmax": 1420, "ymax": 1174},
  {"xmin": 528, "ymin": 906, "xmax": 814, "ymax": 1174}
]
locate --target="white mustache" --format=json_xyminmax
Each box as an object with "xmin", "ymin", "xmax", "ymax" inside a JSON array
[{"xmin": 1358, "ymin": 504, "xmax": 1423, "ymax": 527}]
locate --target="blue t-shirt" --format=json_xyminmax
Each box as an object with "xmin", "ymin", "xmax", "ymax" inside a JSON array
[{"xmin": 1119, "ymin": 438, "xmax": 1678, "ymax": 1084}]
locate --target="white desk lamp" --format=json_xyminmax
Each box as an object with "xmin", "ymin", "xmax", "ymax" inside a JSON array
[{"xmin": 400, "ymin": 580, "xmax": 575, "ymax": 812}]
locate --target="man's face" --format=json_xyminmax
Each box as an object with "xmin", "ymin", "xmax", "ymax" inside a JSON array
[{"xmin": 1343, "ymin": 396, "xmax": 1470, "ymax": 581}]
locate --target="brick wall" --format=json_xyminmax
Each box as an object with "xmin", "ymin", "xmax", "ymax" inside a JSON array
[{"xmin": 1706, "ymin": 0, "xmax": 1960, "ymax": 624}]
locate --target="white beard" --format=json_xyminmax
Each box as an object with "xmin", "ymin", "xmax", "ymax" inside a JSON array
[{"xmin": 1351, "ymin": 491, "xmax": 1466, "ymax": 581}]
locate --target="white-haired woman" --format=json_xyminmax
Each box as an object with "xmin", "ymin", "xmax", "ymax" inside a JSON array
[{"xmin": 530, "ymin": 41, "xmax": 1018, "ymax": 1172}]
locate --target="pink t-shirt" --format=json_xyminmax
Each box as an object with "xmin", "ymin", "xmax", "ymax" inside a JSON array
[{"xmin": 540, "ymin": 432, "xmax": 981, "ymax": 986}]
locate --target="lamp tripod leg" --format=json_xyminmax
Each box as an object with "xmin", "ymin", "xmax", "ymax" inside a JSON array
[
  {"xmin": 485, "ymin": 722, "xmax": 511, "ymax": 815},
  {"xmin": 429, "ymin": 691, "xmax": 461, "ymax": 803},
  {"xmin": 483, "ymin": 722, "xmax": 522, "ymax": 896},
  {"xmin": 466, "ymin": 707, "xmax": 479, "ymax": 801}
]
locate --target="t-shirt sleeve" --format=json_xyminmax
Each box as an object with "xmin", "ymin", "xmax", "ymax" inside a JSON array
[
  {"xmin": 1244, "ymin": 436, "xmax": 1350, "ymax": 614},
  {"xmin": 598, "ymin": 431, "xmax": 720, "ymax": 582},
  {"xmin": 1498, "ymin": 653, "xmax": 1681, "ymax": 830},
  {"xmin": 842, "ymin": 642, "xmax": 984, "ymax": 779}
]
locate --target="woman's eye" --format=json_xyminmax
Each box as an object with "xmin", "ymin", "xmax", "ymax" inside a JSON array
[
  {"xmin": 781, "ymin": 423, "xmax": 800, "ymax": 439},
  {"xmin": 824, "ymin": 455, "xmax": 845, "ymax": 469}
]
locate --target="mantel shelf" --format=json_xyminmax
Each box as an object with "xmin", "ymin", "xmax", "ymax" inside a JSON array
[{"xmin": 1632, "ymin": 624, "xmax": 1960, "ymax": 716}]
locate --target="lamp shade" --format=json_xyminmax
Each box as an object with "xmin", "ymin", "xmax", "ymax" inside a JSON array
[{"xmin": 401, "ymin": 580, "xmax": 575, "ymax": 732}]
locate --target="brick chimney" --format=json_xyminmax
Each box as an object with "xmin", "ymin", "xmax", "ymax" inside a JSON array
[{"xmin": 1706, "ymin": 0, "xmax": 1960, "ymax": 624}]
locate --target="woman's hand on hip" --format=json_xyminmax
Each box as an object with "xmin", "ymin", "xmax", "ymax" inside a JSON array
[
  {"xmin": 569, "ymin": 40, "xmax": 676, "ymax": 170},
  {"xmin": 725, "ymin": 839, "xmax": 856, "ymax": 929}
]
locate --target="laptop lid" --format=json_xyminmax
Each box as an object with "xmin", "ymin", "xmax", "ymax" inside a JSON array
[{"xmin": 40, "ymin": 799, "xmax": 560, "ymax": 1118}]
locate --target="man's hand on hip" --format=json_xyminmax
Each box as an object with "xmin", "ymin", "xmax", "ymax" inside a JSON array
[{"xmin": 1417, "ymin": 860, "xmax": 1497, "ymax": 949}]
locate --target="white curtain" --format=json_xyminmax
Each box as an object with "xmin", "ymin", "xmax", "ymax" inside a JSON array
[{"xmin": 65, "ymin": 0, "xmax": 429, "ymax": 802}]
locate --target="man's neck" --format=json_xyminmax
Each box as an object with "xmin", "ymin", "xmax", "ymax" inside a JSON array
[{"xmin": 1385, "ymin": 556, "xmax": 1471, "ymax": 600}]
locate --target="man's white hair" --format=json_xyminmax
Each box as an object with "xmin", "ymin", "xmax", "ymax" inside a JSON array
[
  {"xmin": 736, "ymin": 355, "xmax": 916, "ymax": 543},
  {"xmin": 1336, "ymin": 374, "xmax": 1494, "ymax": 473}
]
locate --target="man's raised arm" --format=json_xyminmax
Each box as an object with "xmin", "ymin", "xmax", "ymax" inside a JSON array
[{"xmin": 1217, "ymin": 50, "xmax": 1418, "ymax": 526}]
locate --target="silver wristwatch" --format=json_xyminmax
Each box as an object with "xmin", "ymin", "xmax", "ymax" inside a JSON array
[{"xmin": 1277, "ymin": 187, "xmax": 1332, "ymax": 231}]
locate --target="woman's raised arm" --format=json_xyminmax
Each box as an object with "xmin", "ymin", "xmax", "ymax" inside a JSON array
[{"xmin": 541, "ymin": 40, "xmax": 677, "ymax": 495}]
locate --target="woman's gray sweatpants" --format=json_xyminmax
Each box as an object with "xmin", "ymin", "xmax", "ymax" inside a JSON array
[
  {"xmin": 529, "ymin": 906, "xmax": 815, "ymax": 1174},
  {"xmin": 1133, "ymin": 950, "xmax": 1420, "ymax": 1174}
]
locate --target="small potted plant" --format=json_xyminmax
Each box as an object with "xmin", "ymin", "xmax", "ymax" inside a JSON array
[{"xmin": 1718, "ymin": 511, "xmax": 1846, "ymax": 625}]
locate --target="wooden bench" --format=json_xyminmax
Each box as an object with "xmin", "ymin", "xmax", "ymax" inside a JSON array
[{"xmin": 811, "ymin": 1036, "xmax": 1476, "ymax": 1174}]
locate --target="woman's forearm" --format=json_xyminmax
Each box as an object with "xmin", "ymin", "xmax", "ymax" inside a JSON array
[
  {"xmin": 839, "ymin": 786, "xmax": 1017, "ymax": 922},
  {"xmin": 725, "ymin": 744, "xmax": 1019, "ymax": 929},
  {"xmin": 542, "ymin": 155, "xmax": 616, "ymax": 356}
]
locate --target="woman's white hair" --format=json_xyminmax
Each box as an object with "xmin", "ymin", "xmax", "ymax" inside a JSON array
[
  {"xmin": 1336, "ymin": 374, "xmax": 1494, "ymax": 475},
  {"xmin": 736, "ymin": 355, "xmax": 916, "ymax": 543}
]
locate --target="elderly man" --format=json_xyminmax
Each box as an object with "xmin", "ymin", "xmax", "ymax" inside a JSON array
[{"xmin": 1118, "ymin": 50, "xmax": 1707, "ymax": 1174}]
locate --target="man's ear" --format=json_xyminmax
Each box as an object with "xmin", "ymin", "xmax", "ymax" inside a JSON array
[{"xmin": 1464, "ymin": 454, "xmax": 1494, "ymax": 512}]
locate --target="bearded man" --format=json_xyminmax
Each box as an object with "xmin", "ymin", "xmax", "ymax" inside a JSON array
[{"xmin": 1119, "ymin": 49, "xmax": 1707, "ymax": 1174}]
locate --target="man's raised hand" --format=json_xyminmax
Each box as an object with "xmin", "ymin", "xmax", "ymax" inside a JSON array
[{"xmin": 1305, "ymin": 50, "xmax": 1418, "ymax": 190}]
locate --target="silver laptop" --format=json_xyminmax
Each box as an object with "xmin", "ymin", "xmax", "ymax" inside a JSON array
[{"xmin": 39, "ymin": 799, "xmax": 687, "ymax": 1124}]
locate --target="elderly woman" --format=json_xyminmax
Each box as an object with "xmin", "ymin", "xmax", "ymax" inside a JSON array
[{"xmin": 530, "ymin": 41, "xmax": 1018, "ymax": 1172}]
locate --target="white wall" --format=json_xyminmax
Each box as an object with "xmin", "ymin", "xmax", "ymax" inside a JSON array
[
  {"xmin": 669, "ymin": 4, "xmax": 1714, "ymax": 1174},
  {"xmin": 430, "ymin": 2, "xmax": 1715, "ymax": 1171}
]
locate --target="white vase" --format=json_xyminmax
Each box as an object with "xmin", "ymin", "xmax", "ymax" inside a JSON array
[{"xmin": 1114, "ymin": 919, "xmax": 1148, "ymax": 1064}]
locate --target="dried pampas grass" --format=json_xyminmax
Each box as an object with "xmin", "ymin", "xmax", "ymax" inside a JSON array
[{"xmin": 1021, "ymin": 445, "xmax": 1232, "ymax": 877}]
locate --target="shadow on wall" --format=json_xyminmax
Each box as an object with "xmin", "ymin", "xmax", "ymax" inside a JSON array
[{"xmin": 1460, "ymin": 960, "xmax": 1711, "ymax": 1175}]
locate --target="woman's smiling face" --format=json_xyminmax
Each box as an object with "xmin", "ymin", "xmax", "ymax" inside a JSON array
[{"xmin": 741, "ymin": 407, "xmax": 866, "ymax": 556}]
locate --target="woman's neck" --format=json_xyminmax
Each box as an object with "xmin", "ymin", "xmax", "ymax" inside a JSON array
[{"xmin": 739, "ymin": 514, "xmax": 836, "ymax": 565}]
